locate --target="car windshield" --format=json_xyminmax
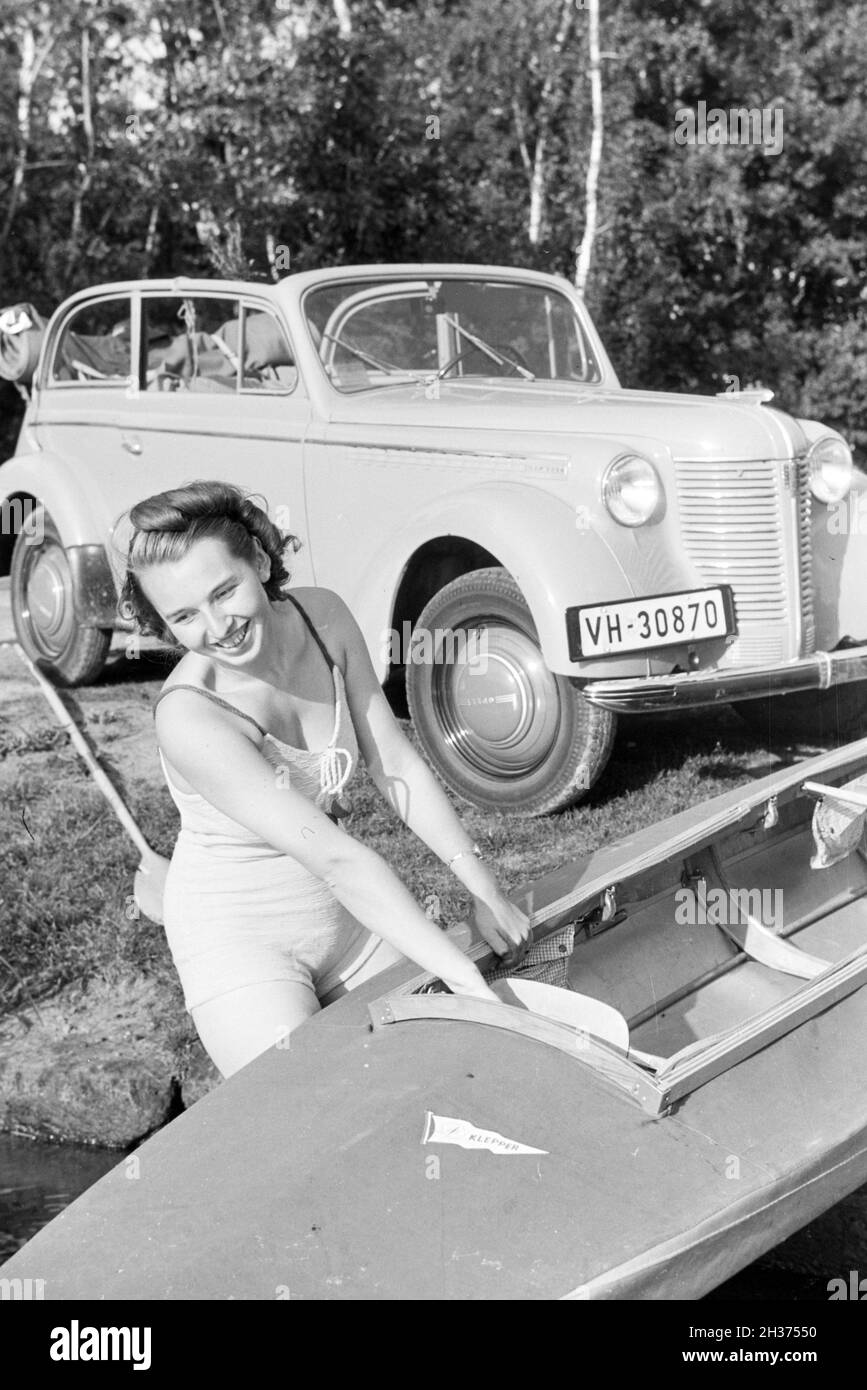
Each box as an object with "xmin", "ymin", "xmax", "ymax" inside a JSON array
[{"xmin": 302, "ymin": 277, "xmax": 602, "ymax": 392}]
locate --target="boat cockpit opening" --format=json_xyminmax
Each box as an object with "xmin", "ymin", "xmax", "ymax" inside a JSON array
[{"xmin": 370, "ymin": 744, "xmax": 867, "ymax": 1115}]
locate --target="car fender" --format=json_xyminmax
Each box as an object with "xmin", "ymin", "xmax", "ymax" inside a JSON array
[
  {"xmin": 813, "ymin": 466, "xmax": 867, "ymax": 649},
  {"xmin": 795, "ymin": 421, "xmax": 867, "ymax": 650},
  {"xmin": 354, "ymin": 482, "xmax": 641, "ymax": 678},
  {"xmin": 0, "ymin": 452, "xmax": 113, "ymax": 547},
  {"xmin": 0, "ymin": 453, "xmax": 121, "ymax": 624}
]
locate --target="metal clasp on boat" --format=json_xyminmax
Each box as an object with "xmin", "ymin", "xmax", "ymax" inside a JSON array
[
  {"xmin": 680, "ymin": 865, "xmax": 706, "ymax": 897},
  {"xmin": 576, "ymin": 885, "xmax": 626, "ymax": 940}
]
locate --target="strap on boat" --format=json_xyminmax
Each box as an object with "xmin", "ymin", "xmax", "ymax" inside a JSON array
[{"xmin": 697, "ymin": 848, "xmax": 830, "ymax": 979}]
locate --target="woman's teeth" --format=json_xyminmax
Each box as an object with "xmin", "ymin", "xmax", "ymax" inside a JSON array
[{"xmin": 216, "ymin": 622, "xmax": 249, "ymax": 650}]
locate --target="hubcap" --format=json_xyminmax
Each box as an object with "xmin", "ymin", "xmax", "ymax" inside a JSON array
[
  {"xmin": 22, "ymin": 540, "xmax": 75, "ymax": 658},
  {"xmin": 432, "ymin": 621, "xmax": 561, "ymax": 778}
]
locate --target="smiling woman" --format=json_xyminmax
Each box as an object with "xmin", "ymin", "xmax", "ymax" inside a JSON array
[{"xmin": 118, "ymin": 481, "xmax": 531, "ymax": 1077}]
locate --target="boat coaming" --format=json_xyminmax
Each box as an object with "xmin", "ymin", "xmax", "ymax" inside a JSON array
[{"xmin": 4, "ymin": 738, "xmax": 867, "ymax": 1300}]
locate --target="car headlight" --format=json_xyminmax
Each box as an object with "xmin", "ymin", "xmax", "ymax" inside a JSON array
[
  {"xmin": 806, "ymin": 436, "xmax": 853, "ymax": 504},
  {"xmin": 602, "ymin": 454, "xmax": 663, "ymax": 526}
]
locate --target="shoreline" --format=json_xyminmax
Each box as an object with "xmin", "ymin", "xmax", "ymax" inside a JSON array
[{"xmin": 0, "ymin": 971, "xmax": 221, "ymax": 1149}]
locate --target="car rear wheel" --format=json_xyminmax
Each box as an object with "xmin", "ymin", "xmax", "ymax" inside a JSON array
[
  {"xmin": 405, "ymin": 567, "xmax": 616, "ymax": 815},
  {"xmin": 11, "ymin": 506, "xmax": 111, "ymax": 686}
]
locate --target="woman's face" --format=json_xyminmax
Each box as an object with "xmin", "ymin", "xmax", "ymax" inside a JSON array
[{"xmin": 136, "ymin": 535, "xmax": 273, "ymax": 663}]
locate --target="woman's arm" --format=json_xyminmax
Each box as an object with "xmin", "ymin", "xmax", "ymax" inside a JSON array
[
  {"xmin": 316, "ymin": 591, "xmax": 532, "ymax": 961},
  {"xmin": 155, "ymin": 694, "xmax": 497, "ymax": 998}
]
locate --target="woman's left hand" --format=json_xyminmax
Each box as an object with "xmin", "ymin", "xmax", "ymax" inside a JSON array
[{"xmin": 470, "ymin": 894, "xmax": 532, "ymax": 966}]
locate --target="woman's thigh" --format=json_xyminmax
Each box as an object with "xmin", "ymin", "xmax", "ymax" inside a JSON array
[
  {"xmin": 318, "ymin": 934, "xmax": 408, "ymax": 1006},
  {"xmin": 192, "ymin": 979, "xmax": 320, "ymax": 1079}
]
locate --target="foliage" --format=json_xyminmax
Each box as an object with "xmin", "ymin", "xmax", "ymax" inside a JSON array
[{"xmin": 0, "ymin": 0, "xmax": 865, "ymax": 451}]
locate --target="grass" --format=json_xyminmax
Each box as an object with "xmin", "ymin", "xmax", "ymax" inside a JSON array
[{"xmin": 0, "ymin": 656, "xmax": 833, "ymax": 1019}]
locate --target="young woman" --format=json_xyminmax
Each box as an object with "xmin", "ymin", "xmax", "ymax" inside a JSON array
[{"xmin": 120, "ymin": 481, "xmax": 531, "ymax": 1077}]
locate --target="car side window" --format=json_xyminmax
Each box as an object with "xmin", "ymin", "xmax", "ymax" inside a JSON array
[
  {"xmin": 142, "ymin": 296, "xmax": 296, "ymax": 395},
  {"xmin": 48, "ymin": 298, "xmax": 133, "ymax": 385}
]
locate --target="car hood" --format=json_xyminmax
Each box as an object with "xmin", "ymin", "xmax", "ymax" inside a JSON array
[{"xmin": 327, "ymin": 380, "xmax": 808, "ymax": 462}]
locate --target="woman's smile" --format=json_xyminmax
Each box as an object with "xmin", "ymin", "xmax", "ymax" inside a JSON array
[{"xmin": 212, "ymin": 618, "xmax": 253, "ymax": 653}]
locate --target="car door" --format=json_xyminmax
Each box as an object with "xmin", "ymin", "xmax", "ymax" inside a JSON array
[
  {"xmin": 111, "ymin": 289, "xmax": 314, "ymax": 583},
  {"xmin": 36, "ymin": 290, "xmax": 139, "ymax": 541}
]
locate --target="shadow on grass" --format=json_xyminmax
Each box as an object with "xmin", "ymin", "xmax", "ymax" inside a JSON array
[
  {"xmin": 94, "ymin": 644, "xmax": 178, "ymax": 690},
  {"xmin": 559, "ymin": 702, "xmax": 837, "ymax": 819}
]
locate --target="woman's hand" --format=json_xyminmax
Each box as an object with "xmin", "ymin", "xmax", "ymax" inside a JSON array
[
  {"xmin": 470, "ymin": 893, "xmax": 532, "ymax": 967},
  {"xmin": 448, "ymin": 975, "xmax": 502, "ymax": 1004}
]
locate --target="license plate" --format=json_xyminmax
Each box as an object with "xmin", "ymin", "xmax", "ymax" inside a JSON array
[{"xmin": 568, "ymin": 587, "xmax": 735, "ymax": 658}]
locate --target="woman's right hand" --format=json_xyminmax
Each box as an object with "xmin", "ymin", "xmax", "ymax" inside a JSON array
[{"xmin": 446, "ymin": 973, "xmax": 500, "ymax": 1004}]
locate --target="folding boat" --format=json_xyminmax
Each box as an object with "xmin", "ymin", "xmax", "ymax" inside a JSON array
[{"xmin": 4, "ymin": 737, "xmax": 867, "ymax": 1299}]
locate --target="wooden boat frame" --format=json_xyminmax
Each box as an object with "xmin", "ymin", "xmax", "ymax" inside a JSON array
[{"xmin": 371, "ymin": 735, "xmax": 867, "ymax": 1116}]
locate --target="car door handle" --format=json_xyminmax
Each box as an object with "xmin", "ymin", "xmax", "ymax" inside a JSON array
[{"xmin": 121, "ymin": 433, "xmax": 142, "ymax": 456}]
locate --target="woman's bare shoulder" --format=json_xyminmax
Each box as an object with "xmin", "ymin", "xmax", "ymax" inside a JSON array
[
  {"xmin": 287, "ymin": 584, "xmax": 347, "ymax": 618},
  {"xmin": 158, "ymin": 649, "xmax": 214, "ymax": 696},
  {"xmin": 286, "ymin": 586, "xmax": 356, "ymax": 662},
  {"xmin": 154, "ymin": 655, "xmax": 238, "ymax": 748}
]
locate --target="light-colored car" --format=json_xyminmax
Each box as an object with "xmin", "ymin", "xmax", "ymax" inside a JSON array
[{"xmin": 2, "ymin": 264, "xmax": 866, "ymax": 814}]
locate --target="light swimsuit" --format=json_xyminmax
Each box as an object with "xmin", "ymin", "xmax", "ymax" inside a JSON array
[{"xmin": 152, "ymin": 592, "xmax": 385, "ymax": 1012}]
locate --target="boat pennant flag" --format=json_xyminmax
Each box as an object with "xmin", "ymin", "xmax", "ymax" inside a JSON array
[{"xmin": 422, "ymin": 1111, "xmax": 548, "ymax": 1156}]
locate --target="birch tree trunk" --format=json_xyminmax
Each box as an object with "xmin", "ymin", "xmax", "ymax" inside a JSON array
[
  {"xmin": 518, "ymin": 0, "xmax": 575, "ymax": 246},
  {"xmin": 0, "ymin": 19, "xmax": 56, "ymax": 254},
  {"xmin": 141, "ymin": 204, "xmax": 160, "ymax": 275},
  {"xmin": 574, "ymin": 0, "xmax": 602, "ymax": 295},
  {"xmin": 333, "ymin": 0, "xmax": 352, "ymax": 38},
  {"xmin": 66, "ymin": 25, "xmax": 95, "ymax": 280}
]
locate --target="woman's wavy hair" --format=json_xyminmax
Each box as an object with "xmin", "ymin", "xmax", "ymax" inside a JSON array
[{"xmin": 118, "ymin": 480, "xmax": 301, "ymax": 645}]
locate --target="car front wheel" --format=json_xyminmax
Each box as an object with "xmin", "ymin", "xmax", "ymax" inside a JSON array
[
  {"xmin": 405, "ymin": 567, "xmax": 616, "ymax": 815},
  {"xmin": 11, "ymin": 505, "xmax": 112, "ymax": 685}
]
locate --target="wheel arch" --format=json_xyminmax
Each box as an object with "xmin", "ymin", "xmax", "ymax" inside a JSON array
[
  {"xmin": 369, "ymin": 484, "xmax": 632, "ymax": 680},
  {"xmin": 388, "ymin": 536, "xmax": 500, "ymax": 676},
  {"xmin": 0, "ymin": 488, "xmax": 40, "ymax": 577},
  {"xmin": 0, "ymin": 456, "xmax": 113, "ymax": 562}
]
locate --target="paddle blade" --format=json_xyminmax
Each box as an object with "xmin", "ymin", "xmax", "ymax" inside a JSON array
[{"xmin": 490, "ymin": 977, "xmax": 629, "ymax": 1050}]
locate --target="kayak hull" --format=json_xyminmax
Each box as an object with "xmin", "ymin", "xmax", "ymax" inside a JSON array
[{"xmin": 5, "ymin": 739, "xmax": 867, "ymax": 1299}]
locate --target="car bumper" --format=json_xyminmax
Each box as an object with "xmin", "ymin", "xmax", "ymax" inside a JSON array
[{"xmin": 580, "ymin": 642, "xmax": 867, "ymax": 713}]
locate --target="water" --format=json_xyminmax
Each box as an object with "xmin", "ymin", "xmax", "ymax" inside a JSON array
[
  {"xmin": 0, "ymin": 1132, "xmax": 848, "ymax": 1297},
  {"xmin": 0, "ymin": 1134, "xmax": 119, "ymax": 1263}
]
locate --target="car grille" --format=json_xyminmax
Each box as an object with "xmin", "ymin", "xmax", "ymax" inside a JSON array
[
  {"xmin": 796, "ymin": 457, "xmax": 816, "ymax": 653},
  {"xmin": 675, "ymin": 458, "xmax": 814, "ymax": 665}
]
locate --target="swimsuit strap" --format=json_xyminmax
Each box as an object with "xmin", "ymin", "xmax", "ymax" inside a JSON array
[
  {"xmin": 152, "ymin": 684, "xmax": 268, "ymax": 737},
  {"xmin": 284, "ymin": 591, "xmax": 336, "ymax": 672}
]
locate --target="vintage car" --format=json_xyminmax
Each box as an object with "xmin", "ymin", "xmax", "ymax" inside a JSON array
[{"xmin": 1, "ymin": 263, "xmax": 866, "ymax": 815}]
